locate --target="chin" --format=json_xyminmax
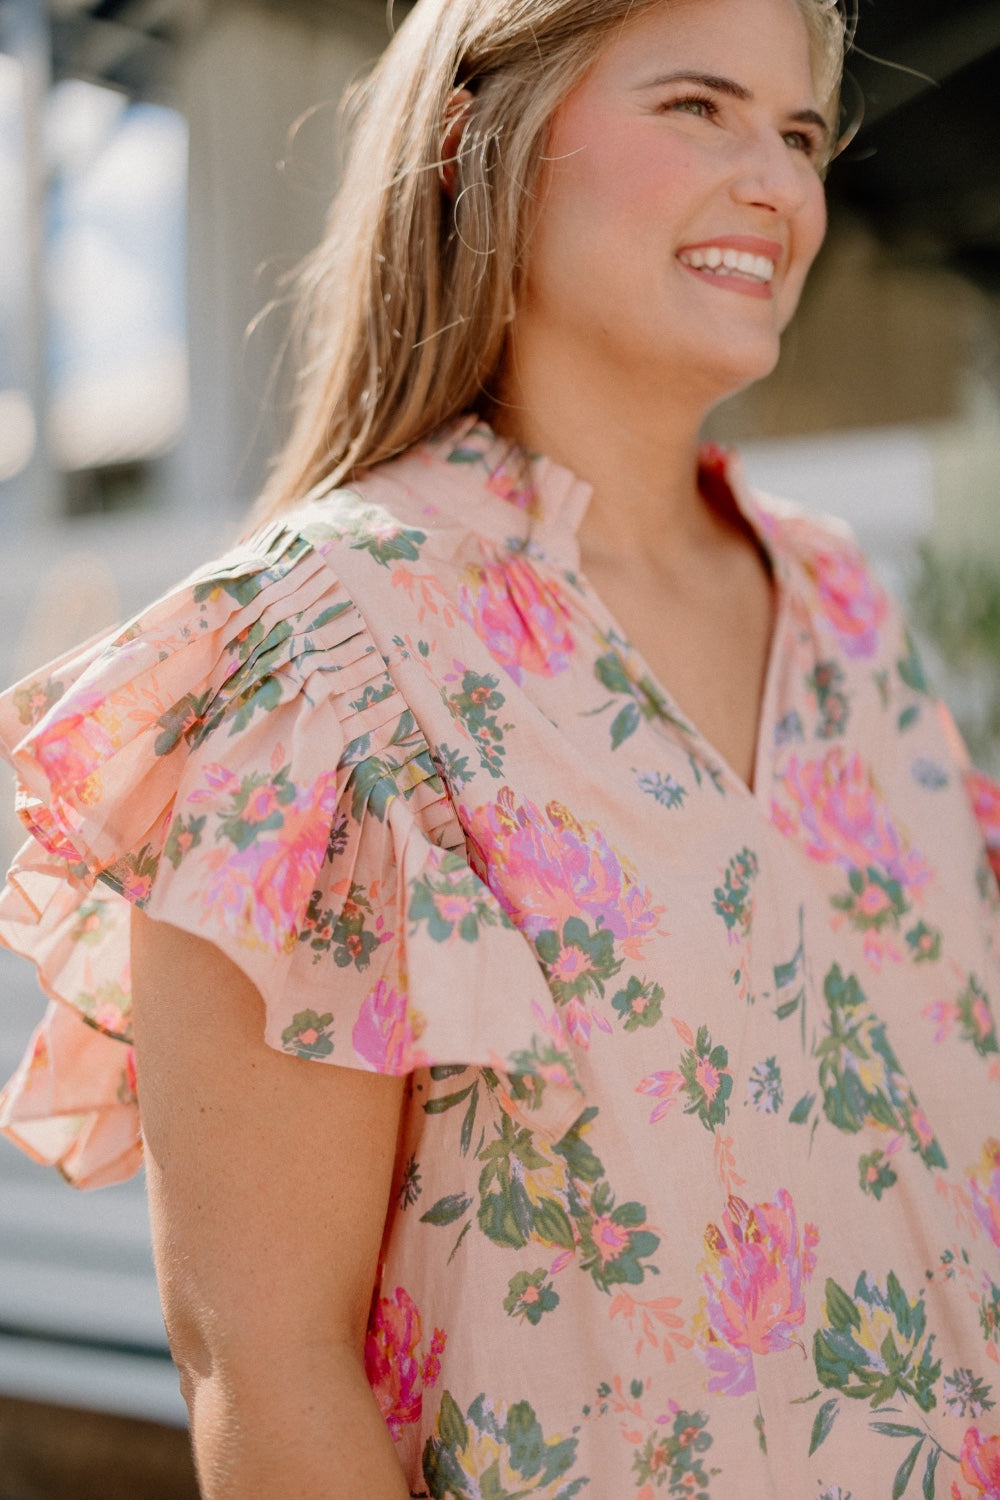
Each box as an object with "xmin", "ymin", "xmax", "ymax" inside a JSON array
[{"xmin": 683, "ymin": 339, "xmax": 783, "ymax": 410}]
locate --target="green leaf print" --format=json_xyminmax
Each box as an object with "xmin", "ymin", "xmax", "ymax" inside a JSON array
[
  {"xmin": 421, "ymin": 1194, "xmax": 474, "ymax": 1228},
  {"xmin": 808, "ymin": 658, "xmax": 851, "ymax": 740},
  {"xmin": 298, "ymin": 881, "xmax": 383, "ymax": 969},
  {"xmin": 922, "ymin": 1445, "xmax": 940, "ymax": 1498},
  {"xmin": 342, "ymin": 503, "xmax": 426, "ymax": 566},
  {"xmin": 409, "ymin": 856, "xmax": 510, "ymax": 944},
  {"xmin": 577, "ymin": 1193, "xmax": 660, "ymax": 1294},
  {"xmin": 503, "ymin": 1270, "xmax": 560, "ymax": 1326},
  {"xmin": 772, "ymin": 907, "xmax": 808, "ymax": 1050},
  {"xmin": 610, "ymin": 700, "xmax": 640, "ymax": 749},
  {"xmin": 814, "ymin": 964, "xmax": 947, "ymax": 1181},
  {"xmin": 789, "ymin": 1092, "xmax": 817, "ymax": 1125},
  {"xmin": 280, "ymin": 1009, "xmax": 334, "ymax": 1060},
  {"xmin": 809, "ymin": 1397, "xmax": 840, "ymax": 1455},
  {"xmin": 898, "ymin": 633, "xmax": 930, "ymax": 695},
  {"xmin": 858, "ymin": 1150, "xmax": 898, "ymax": 1200},
  {"xmin": 423, "ymin": 1392, "xmax": 588, "ymax": 1499},
  {"xmin": 163, "ymin": 814, "xmax": 206, "ymax": 869},
  {"xmin": 905, "ymin": 922, "xmax": 942, "ymax": 964},
  {"xmin": 813, "ymin": 1271, "xmax": 941, "ymax": 1412},
  {"xmin": 830, "ymin": 863, "xmax": 911, "ymax": 942},
  {"xmin": 424, "ymin": 1097, "xmax": 659, "ymax": 1295},
  {"xmin": 105, "ymin": 842, "xmax": 160, "ymax": 908},
  {"xmin": 444, "ymin": 669, "xmax": 510, "ymax": 778},
  {"xmin": 424, "ymin": 1083, "xmax": 477, "ymax": 1117},
  {"xmin": 679, "ymin": 1026, "xmax": 733, "ymax": 1131},
  {"xmin": 13, "ymin": 675, "xmax": 65, "ymax": 727},
  {"xmin": 595, "ymin": 652, "xmax": 633, "ymax": 698},
  {"xmin": 535, "ymin": 917, "xmax": 623, "ymax": 1004},
  {"xmin": 611, "ymin": 977, "xmax": 664, "ymax": 1032},
  {"xmin": 712, "ymin": 847, "xmax": 759, "ymax": 936},
  {"xmin": 955, "ymin": 975, "xmax": 999, "ymax": 1057},
  {"xmin": 892, "ymin": 1440, "xmax": 924, "ymax": 1499},
  {"xmin": 591, "ymin": 640, "xmax": 692, "ymax": 753},
  {"xmin": 154, "ymin": 690, "xmax": 213, "ymax": 756},
  {"xmin": 979, "ymin": 1280, "xmax": 1000, "ymax": 1350},
  {"xmin": 216, "ymin": 766, "xmax": 297, "ymax": 851},
  {"xmin": 632, "ymin": 1407, "xmax": 718, "ymax": 1496}
]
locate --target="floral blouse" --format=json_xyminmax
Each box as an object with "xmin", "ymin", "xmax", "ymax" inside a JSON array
[{"xmin": 1, "ymin": 415, "xmax": 999, "ymax": 1500}]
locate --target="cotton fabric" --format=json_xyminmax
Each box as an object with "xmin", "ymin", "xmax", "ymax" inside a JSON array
[{"xmin": 1, "ymin": 415, "xmax": 999, "ymax": 1498}]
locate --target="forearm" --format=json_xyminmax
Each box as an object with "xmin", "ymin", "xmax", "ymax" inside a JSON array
[{"xmin": 185, "ymin": 1348, "xmax": 410, "ymax": 1500}]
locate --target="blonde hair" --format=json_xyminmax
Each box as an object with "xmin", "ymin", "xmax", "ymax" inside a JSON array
[{"xmin": 255, "ymin": 0, "xmax": 846, "ymax": 520}]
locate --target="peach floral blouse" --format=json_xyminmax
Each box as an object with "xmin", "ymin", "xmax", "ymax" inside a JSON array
[{"xmin": 1, "ymin": 416, "xmax": 999, "ymax": 1499}]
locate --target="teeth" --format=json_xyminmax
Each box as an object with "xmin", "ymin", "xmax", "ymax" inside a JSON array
[{"xmin": 679, "ymin": 247, "xmax": 776, "ymax": 283}]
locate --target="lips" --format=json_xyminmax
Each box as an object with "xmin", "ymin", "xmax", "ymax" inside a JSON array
[
  {"xmin": 679, "ymin": 247, "xmax": 775, "ymax": 283},
  {"xmin": 676, "ymin": 236, "xmax": 784, "ymax": 295}
]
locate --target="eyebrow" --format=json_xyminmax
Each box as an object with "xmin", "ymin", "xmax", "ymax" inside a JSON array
[{"xmin": 636, "ymin": 70, "xmax": 832, "ymax": 142}]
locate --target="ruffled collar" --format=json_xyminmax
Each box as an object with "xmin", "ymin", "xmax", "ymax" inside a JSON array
[{"xmin": 416, "ymin": 412, "xmax": 774, "ymax": 577}]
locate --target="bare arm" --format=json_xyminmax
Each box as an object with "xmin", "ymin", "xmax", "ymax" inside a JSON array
[{"xmin": 130, "ymin": 911, "xmax": 409, "ymax": 1499}]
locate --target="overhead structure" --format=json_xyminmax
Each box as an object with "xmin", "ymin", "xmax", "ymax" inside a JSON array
[
  {"xmin": 832, "ymin": 0, "xmax": 1000, "ymax": 292},
  {"xmin": 35, "ymin": 0, "xmax": 1000, "ymax": 294}
]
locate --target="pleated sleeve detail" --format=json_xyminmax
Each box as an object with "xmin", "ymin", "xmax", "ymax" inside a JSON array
[{"xmin": 0, "ymin": 518, "xmax": 582, "ymax": 1186}]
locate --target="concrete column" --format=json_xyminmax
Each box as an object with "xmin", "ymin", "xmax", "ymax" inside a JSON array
[
  {"xmin": 1, "ymin": 0, "xmax": 57, "ymax": 528},
  {"xmin": 176, "ymin": 0, "xmax": 386, "ymax": 517}
]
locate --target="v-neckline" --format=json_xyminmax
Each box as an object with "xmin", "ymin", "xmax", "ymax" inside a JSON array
[
  {"xmin": 572, "ymin": 544, "xmax": 789, "ymax": 802},
  {"xmin": 430, "ymin": 416, "xmax": 790, "ymax": 801}
]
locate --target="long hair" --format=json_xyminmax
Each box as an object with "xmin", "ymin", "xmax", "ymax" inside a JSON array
[{"xmin": 255, "ymin": 0, "xmax": 847, "ymax": 520}]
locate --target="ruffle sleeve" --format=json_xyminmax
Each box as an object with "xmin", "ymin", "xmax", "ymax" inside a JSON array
[
  {"xmin": 0, "ymin": 513, "xmax": 583, "ymax": 1187},
  {"xmin": 966, "ymin": 766, "xmax": 1000, "ymax": 890}
]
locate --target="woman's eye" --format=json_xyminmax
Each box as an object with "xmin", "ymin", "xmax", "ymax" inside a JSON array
[
  {"xmin": 783, "ymin": 129, "xmax": 819, "ymax": 156},
  {"xmin": 666, "ymin": 94, "xmax": 717, "ymax": 119}
]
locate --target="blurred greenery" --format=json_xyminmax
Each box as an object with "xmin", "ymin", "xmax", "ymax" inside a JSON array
[{"xmin": 908, "ymin": 545, "xmax": 1000, "ymax": 775}]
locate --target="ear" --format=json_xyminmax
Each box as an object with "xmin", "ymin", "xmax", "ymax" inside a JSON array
[{"xmin": 439, "ymin": 87, "xmax": 475, "ymax": 200}]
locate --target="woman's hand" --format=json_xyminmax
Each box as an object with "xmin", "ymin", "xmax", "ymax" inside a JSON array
[{"xmin": 130, "ymin": 911, "xmax": 409, "ymax": 1499}]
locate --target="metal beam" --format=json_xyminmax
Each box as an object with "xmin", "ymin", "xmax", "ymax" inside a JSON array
[{"xmin": 859, "ymin": 0, "xmax": 1000, "ymax": 124}]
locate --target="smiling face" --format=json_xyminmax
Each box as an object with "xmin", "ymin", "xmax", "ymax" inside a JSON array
[{"xmin": 504, "ymin": 0, "xmax": 830, "ymax": 415}]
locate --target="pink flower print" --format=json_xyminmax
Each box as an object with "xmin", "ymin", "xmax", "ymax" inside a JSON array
[
  {"xmin": 458, "ymin": 558, "xmax": 574, "ymax": 685},
  {"xmin": 694, "ymin": 1189, "xmax": 817, "ymax": 1396},
  {"xmin": 968, "ymin": 1140, "xmax": 1000, "ymax": 1249},
  {"xmin": 561, "ymin": 995, "xmax": 613, "ymax": 1049},
  {"xmin": 352, "ymin": 978, "xmax": 429, "ymax": 1073},
  {"xmin": 32, "ymin": 702, "xmax": 112, "ymax": 799},
  {"xmin": 364, "ymin": 1286, "xmax": 446, "ymax": 1440},
  {"xmin": 432, "ymin": 891, "xmax": 477, "ymax": 926},
  {"xmin": 463, "ymin": 787, "xmax": 663, "ymax": 954},
  {"xmin": 970, "ymin": 994, "xmax": 996, "ymax": 1046},
  {"xmin": 772, "ymin": 748, "xmax": 932, "ymax": 893},
  {"xmin": 203, "ymin": 773, "xmax": 341, "ymax": 951},
  {"xmin": 923, "ymin": 999, "xmax": 961, "ymax": 1045},
  {"xmin": 695, "ymin": 1057, "xmax": 722, "ymax": 1101},
  {"xmin": 952, "ymin": 1426, "xmax": 1000, "ymax": 1499},
  {"xmin": 124, "ymin": 1047, "xmax": 138, "ymax": 1100},
  {"xmin": 908, "ymin": 1105, "xmax": 935, "ymax": 1151},
  {"xmin": 552, "ymin": 945, "xmax": 593, "ymax": 986},
  {"xmin": 637, "ymin": 1070, "xmax": 684, "ymax": 1124},
  {"xmin": 486, "ymin": 452, "xmax": 536, "ymax": 511},
  {"xmin": 122, "ymin": 869, "xmax": 153, "ymax": 904},
  {"xmin": 242, "ymin": 782, "xmax": 281, "ymax": 824},
  {"xmin": 590, "ymin": 1215, "xmax": 632, "ymax": 1267},
  {"xmin": 809, "ymin": 545, "xmax": 888, "ymax": 659},
  {"xmin": 968, "ymin": 769, "xmax": 1000, "ymax": 850},
  {"xmin": 857, "ymin": 882, "xmax": 893, "ymax": 918}
]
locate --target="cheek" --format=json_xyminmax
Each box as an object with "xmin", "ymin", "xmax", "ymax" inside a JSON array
[{"xmin": 801, "ymin": 179, "xmax": 828, "ymax": 269}]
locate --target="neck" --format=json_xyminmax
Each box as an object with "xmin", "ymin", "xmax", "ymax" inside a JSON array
[{"xmin": 490, "ymin": 334, "xmax": 735, "ymax": 568}]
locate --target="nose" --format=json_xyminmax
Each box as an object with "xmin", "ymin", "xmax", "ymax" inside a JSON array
[{"xmin": 729, "ymin": 129, "xmax": 812, "ymax": 217}]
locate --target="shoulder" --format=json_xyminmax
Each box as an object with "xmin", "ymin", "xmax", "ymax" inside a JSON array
[{"xmin": 743, "ymin": 479, "xmax": 897, "ymax": 667}]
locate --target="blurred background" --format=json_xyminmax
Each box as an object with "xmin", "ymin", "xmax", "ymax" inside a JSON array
[{"xmin": 0, "ymin": 0, "xmax": 997, "ymax": 1494}]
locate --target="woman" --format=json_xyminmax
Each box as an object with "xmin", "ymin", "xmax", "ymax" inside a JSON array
[{"xmin": 1, "ymin": 0, "xmax": 999, "ymax": 1495}]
